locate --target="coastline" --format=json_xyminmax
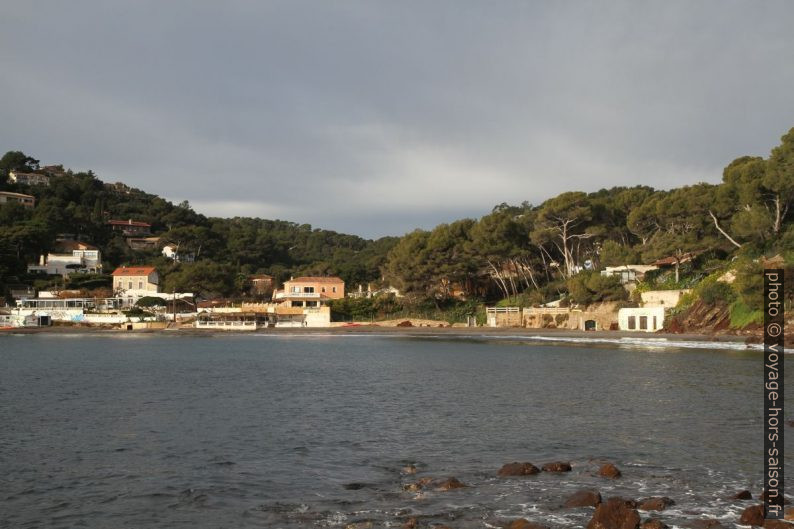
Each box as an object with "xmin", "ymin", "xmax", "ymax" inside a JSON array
[{"xmin": 1, "ymin": 324, "xmax": 759, "ymax": 346}]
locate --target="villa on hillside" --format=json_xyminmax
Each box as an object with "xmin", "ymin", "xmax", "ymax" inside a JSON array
[
  {"xmin": 27, "ymin": 242, "xmax": 102, "ymax": 277},
  {"xmin": 8, "ymin": 171, "xmax": 50, "ymax": 186},
  {"xmin": 108, "ymin": 219, "xmax": 152, "ymax": 237},
  {"xmin": 0, "ymin": 191, "xmax": 35, "ymax": 208}
]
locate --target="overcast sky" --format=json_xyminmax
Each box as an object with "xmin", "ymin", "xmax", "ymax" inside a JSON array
[{"xmin": 1, "ymin": 1, "xmax": 793, "ymax": 238}]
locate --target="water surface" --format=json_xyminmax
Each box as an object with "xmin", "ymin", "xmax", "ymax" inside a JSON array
[{"xmin": 0, "ymin": 334, "xmax": 789, "ymax": 528}]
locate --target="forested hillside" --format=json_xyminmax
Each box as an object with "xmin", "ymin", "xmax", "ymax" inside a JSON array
[{"xmin": 1, "ymin": 127, "xmax": 793, "ymax": 319}]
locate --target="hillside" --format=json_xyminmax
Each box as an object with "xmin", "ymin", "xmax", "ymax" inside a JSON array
[{"xmin": 1, "ymin": 126, "xmax": 793, "ymax": 328}]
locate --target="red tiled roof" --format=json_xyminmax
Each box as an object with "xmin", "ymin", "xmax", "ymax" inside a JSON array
[
  {"xmin": 112, "ymin": 266, "xmax": 157, "ymax": 276},
  {"xmin": 287, "ymin": 276, "xmax": 344, "ymax": 283}
]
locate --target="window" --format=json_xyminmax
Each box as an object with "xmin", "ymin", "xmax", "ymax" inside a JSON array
[
  {"xmin": 332, "ymin": 286, "xmax": 337, "ymax": 293},
  {"xmin": 627, "ymin": 316, "xmax": 636, "ymax": 330},
  {"xmin": 290, "ymin": 286, "xmax": 301, "ymax": 293},
  {"xmin": 652, "ymin": 316, "xmax": 657, "ymax": 330},
  {"xmin": 138, "ymin": 281, "xmax": 143, "ymax": 289},
  {"xmin": 639, "ymin": 316, "xmax": 648, "ymax": 330},
  {"xmin": 128, "ymin": 281, "xmax": 132, "ymax": 289},
  {"xmin": 321, "ymin": 287, "xmax": 326, "ymax": 293},
  {"xmin": 303, "ymin": 286, "xmax": 314, "ymax": 293}
]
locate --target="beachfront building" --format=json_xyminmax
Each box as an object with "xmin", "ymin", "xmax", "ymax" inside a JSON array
[
  {"xmin": 600, "ymin": 264, "xmax": 658, "ymax": 286},
  {"xmin": 8, "ymin": 171, "xmax": 50, "ymax": 186},
  {"xmin": 0, "ymin": 191, "xmax": 36, "ymax": 208},
  {"xmin": 273, "ymin": 276, "xmax": 345, "ymax": 308},
  {"xmin": 617, "ymin": 307, "xmax": 665, "ymax": 332},
  {"xmin": 113, "ymin": 266, "xmax": 159, "ymax": 303}
]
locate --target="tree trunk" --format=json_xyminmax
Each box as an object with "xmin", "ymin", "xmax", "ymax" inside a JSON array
[{"xmin": 708, "ymin": 210, "xmax": 742, "ymax": 248}]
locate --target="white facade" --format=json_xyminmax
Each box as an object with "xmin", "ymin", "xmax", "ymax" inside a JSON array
[
  {"xmin": 618, "ymin": 307, "xmax": 666, "ymax": 332},
  {"xmin": 27, "ymin": 248, "xmax": 102, "ymax": 276},
  {"xmin": 8, "ymin": 171, "xmax": 50, "ymax": 186}
]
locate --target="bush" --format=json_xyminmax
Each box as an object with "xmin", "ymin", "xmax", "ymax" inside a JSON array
[
  {"xmin": 698, "ymin": 281, "xmax": 737, "ymax": 305},
  {"xmin": 566, "ymin": 271, "xmax": 628, "ymax": 305},
  {"xmin": 136, "ymin": 296, "xmax": 167, "ymax": 307},
  {"xmin": 729, "ymin": 299, "xmax": 764, "ymax": 328}
]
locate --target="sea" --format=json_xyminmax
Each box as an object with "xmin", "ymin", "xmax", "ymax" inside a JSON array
[{"xmin": 0, "ymin": 333, "xmax": 790, "ymax": 528}]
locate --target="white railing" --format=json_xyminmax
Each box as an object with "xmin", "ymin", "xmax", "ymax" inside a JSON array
[{"xmin": 194, "ymin": 320, "xmax": 258, "ymax": 330}]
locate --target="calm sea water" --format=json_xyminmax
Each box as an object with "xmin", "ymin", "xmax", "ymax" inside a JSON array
[{"xmin": 0, "ymin": 334, "xmax": 790, "ymax": 528}]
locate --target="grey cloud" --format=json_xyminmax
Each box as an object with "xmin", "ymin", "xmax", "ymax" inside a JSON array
[{"xmin": 1, "ymin": 1, "xmax": 793, "ymax": 237}]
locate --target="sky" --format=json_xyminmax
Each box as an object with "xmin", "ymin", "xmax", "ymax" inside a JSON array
[{"xmin": 1, "ymin": 1, "xmax": 794, "ymax": 239}]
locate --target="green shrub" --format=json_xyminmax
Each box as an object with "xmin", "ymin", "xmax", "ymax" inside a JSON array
[
  {"xmin": 729, "ymin": 299, "xmax": 764, "ymax": 328},
  {"xmin": 698, "ymin": 281, "xmax": 737, "ymax": 305}
]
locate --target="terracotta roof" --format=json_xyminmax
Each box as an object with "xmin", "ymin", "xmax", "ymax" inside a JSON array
[
  {"xmin": 112, "ymin": 266, "xmax": 157, "ymax": 276},
  {"xmin": 288, "ymin": 276, "xmax": 344, "ymax": 283},
  {"xmin": 108, "ymin": 219, "xmax": 151, "ymax": 227}
]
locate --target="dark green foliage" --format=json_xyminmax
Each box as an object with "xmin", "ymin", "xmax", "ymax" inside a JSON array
[
  {"xmin": 566, "ymin": 271, "xmax": 628, "ymax": 305},
  {"xmin": 136, "ymin": 296, "xmax": 167, "ymax": 307},
  {"xmin": 698, "ymin": 281, "xmax": 737, "ymax": 305}
]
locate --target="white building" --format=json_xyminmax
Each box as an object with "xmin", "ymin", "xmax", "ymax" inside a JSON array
[
  {"xmin": 27, "ymin": 242, "xmax": 102, "ymax": 277},
  {"xmin": 0, "ymin": 191, "xmax": 35, "ymax": 208},
  {"xmin": 8, "ymin": 171, "xmax": 50, "ymax": 186},
  {"xmin": 618, "ymin": 306, "xmax": 666, "ymax": 332}
]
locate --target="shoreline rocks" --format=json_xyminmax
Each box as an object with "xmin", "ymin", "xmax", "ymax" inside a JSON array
[
  {"xmin": 638, "ymin": 497, "xmax": 675, "ymax": 511},
  {"xmin": 499, "ymin": 462, "xmax": 541, "ymax": 476},
  {"xmin": 565, "ymin": 489, "xmax": 603, "ymax": 508},
  {"xmin": 542, "ymin": 461, "xmax": 572, "ymax": 473},
  {"xmin": 587, "ymin": 497, "xmax": 641, "ymax": 529},
  {"xmin": 599, "ymin": 463, "xmax": 622, "ymax": 479}
]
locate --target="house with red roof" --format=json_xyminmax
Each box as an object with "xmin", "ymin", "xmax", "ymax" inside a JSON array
[{"xmin": 112, "ymin": 266, "xmax": 159, "ymax": 302}]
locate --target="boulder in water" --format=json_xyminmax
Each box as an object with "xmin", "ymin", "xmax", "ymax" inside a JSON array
[
  {"xmin": 739, "ymin": 505, "xmax": 765, "ymax": 526},
  {"xmin": 498, "ymin": 462, "xmax": 540, "ymax": 476},
  {"xmin": 599, "ymin": 463, "xmax": 622, "ymax": 479},
  {"xmin": 542, "ymin": 461, "xmax": 572, "ymax": 472},
  {"xmin": 565, "ymin": 489, "xmax": 603, "ymax": 508},
  {"xmin": 638, "ymin": 497, "xmax": 675, "ymax": 511},
  {"xmin": 587, "ymin": 497, "xmax": 641, "ymax": 529},
  {"xmin": 507, "ymin": 519, "xmax": 551, "ymax": 529}
]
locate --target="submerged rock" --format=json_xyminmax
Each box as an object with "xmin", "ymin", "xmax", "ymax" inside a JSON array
[
  {"xmin": 732, "ymin": 490, "xmax": 753, "ymax": 500},
  {"xmin": 402, "ymin": 517, "xmax": 417, "ymax": 529},
  {"xmin": 587, "ymin": 497, "xmax": 641, "ymax": 529},
  {"xmin": 433, "ymin": 477, "xmax": 467, "ymax": 491},
  {"xmin": 402, "ymin": 464, "xmax": 418, "ymax": 475},
  {"xmin": 565, "ymin": 489, "xmax": 603, "ymax": 508},
  {"xmin": 403, "ymin": 477, "xmax": 433, "ymax": 492},
  {"xmin": 542, "ymin": 461, "xmax": 572, "ymax": 472},
  {"xmin": 764, "ymin": 520, "xmax": 794, "ymax": 529},
  {"xmin": 345, "ymin": 522, "xmax": 373, "ymax": 529},
  {"xmin": 498, "ymin": 462, "xmax": 540, "ymax": 476},
  {"xmin": 638, "ymin": 497, "xmax": 675, "ymax": 511},
  {"xmin": 599, "ymin": 463, "xmax": 622, "ymax": 479},
  {"xmin": 739, "ymin": 505, "xmax": 765, "ymax": 526},
  {"xmin": 506, "ymin": 519, "xmax": 550, "ymax": 529},
  {"xmin": 641, "ymin": 519, "xmax": 668, "ymax": 529}
]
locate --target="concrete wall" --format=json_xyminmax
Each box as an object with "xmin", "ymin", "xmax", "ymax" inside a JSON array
[{"xmin": 640, "ymin": 289, "xmax": 690, "ymax": 308}]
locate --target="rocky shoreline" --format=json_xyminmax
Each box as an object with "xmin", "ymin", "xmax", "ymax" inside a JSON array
[{"xmin": 359, "ymin": 460, "xmax": 792, "ymax": 529}]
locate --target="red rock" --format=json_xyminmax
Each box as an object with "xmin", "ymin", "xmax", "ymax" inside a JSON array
[
  {"xmin": 732, "ymin": 490, "xmax": 753, "ymax": 500},
  {"xmin": 599, "ymin": 463, "xmax": 622, "ymax": 479},
  {"xmin": 498, "ymin": 462, "xmax": 540, "ymax": 476},
  {"xmin": 638, "ymin": 497, "xmax": 675, "ymax": 511},
  {"xmin": 402, "ymin": 518, "xmax": 417, "ymax": 529},
  {"xmin": 786, "ymin": 508, "xmax": 794, "ymax": 521},
  {"xmin": 565, "ymin": 489, "xmax": 602, "ymax": 508},
  {"xmin": 641, "ymin": 519, "xmax": 668, "ymax": 529},
  {"xmin": 740, "ymin": 505, "xmax": 765, "ymax": 526},
  {"xmin": 507, "ymin": 519, "xmax": 550, "ymax": 529},
  {"xmin": 434, "ymin": 477, "xmax": 466, "ymax": 491},
  {"xmin": 587, "ymin": 497, "xmax": 641, "ymax": 529},
  {"xmin": 688, "ymin": 519, "xmax": 725, "ymax": 529},
  {"xmin": 764, "ymin": 521, "xmax": 794, "ymax": 529},
  {"xmin": 542, "ymin": 461, "xmax": 572, "ymax": 472}
]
